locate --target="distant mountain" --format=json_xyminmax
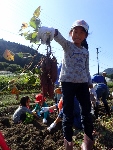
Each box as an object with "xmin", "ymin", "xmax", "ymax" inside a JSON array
[{"xmin": 103, "ymin": 68, "xmax": 113, "ymax": 75}]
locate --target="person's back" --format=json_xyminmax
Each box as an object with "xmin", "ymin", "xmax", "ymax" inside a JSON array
[
  {"xmin": 92, "ymin": 75, "xmax": 105, "ymax": 84},
  {"xmin": 94, "ymin": 83, "xmax": 109, "ymax": 99},
  {"xmin": 93, "ymin": 83, "xmax": 111, "ymax": 118},
  {"xmin": 13, "ymin": 106, "xmax": 31, "ymax": 123},
  {"xmin": 13, "ymin": 96, "xmax": 32, "ymax": 123}
]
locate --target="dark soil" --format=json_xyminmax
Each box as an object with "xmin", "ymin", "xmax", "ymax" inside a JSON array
[
  {"xmin": 0, "ymin": 103, "xmax": 113, "ymax": 150},
  {"xmin": 0, "ymin": 105, "xmax": 65, "ymax": 150}
]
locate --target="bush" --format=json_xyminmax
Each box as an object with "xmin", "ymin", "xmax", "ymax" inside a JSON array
[{"xmin": 107, "ymin": 81, "xmax": 113, "ymax": 88}]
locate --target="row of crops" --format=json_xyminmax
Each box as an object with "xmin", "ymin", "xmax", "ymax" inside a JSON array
[{"xmin": 0, "ymin": 73, "xmax": 41, "ymax": 94}]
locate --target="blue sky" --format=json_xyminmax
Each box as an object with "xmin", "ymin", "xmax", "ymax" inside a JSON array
[{"xmin": 0, "ymin": 0, "xmax": 113, "ymax": 76}]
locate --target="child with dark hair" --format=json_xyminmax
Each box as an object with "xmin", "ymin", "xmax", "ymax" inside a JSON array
[
  {"xmin": 37, "ymin": 19, "xmax": 97, "ymax": 150},
  {"xmin": 13, "ymin": 96, "xmax": 38, "ymax": 124}
]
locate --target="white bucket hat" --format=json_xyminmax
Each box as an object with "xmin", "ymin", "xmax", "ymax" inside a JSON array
[{"xmin": 71, "ymin": 20, "xmax": 89, "ymax": 32}]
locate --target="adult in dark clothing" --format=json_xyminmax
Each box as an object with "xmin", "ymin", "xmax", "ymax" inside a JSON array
[{"xmin": 93, "ymin": 83, "xmax": 111, "ymax": 118}]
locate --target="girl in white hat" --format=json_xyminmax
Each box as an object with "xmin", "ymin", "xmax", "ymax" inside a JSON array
[{"xmin": 37, "ymin": 19, "xmax": 96, "ymax": 150}]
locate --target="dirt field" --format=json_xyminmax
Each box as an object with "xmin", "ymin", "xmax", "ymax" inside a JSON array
[
  {"xmin": 0, "ymin": 102, "xmax": 113, "ymax": 150},
  {"xmin": 0, "ymin": 105, "xmax": 65, "ymax": 150}
]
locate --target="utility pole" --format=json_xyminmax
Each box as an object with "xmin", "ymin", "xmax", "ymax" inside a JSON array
[{"xmin": 96, "ymin": 47, "xmax": 101, "ymax": 75}]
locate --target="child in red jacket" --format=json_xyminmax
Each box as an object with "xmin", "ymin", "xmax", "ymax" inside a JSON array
[{"xmin": 32, "ymin": 93, "xmax": 49, "ymax": 124}]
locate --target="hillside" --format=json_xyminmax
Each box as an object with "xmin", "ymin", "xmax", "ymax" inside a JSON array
[
  {"xmin": 103, "ymin": 68, "xmax": 113, "ymax": 75},
  {"xmin": 0, "ymin": 39, "xmax": 113, "ymax": 74},
  {"xmin": 0, "ymin": 39, "xmax": 43, "ymax": 69}
]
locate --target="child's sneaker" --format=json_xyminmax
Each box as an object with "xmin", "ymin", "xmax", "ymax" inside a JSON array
[{"xmin": 43, "ymin": 118, "xmax": 47, "ymax": 124}]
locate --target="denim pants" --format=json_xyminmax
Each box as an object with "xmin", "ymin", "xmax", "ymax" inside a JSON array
[
  {"xmin": 95, "ymin": 85, "xmax": 110, "ymax": 116},
  {"xmin": 96, "ymin": 87, "xmax": 108, "ymax": 105},
  {"xmin": 62, "ymin": 82, "xmax": 93, "ymax": 142}
]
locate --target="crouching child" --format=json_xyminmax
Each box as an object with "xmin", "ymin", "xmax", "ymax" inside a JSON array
[
  {"xmin": 13, "ymin": 96, "xmax": 38, "ymax": 124},
  {"xmin": 32, "ymin": 93, "xmax": 49, "ymax": 124}
]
